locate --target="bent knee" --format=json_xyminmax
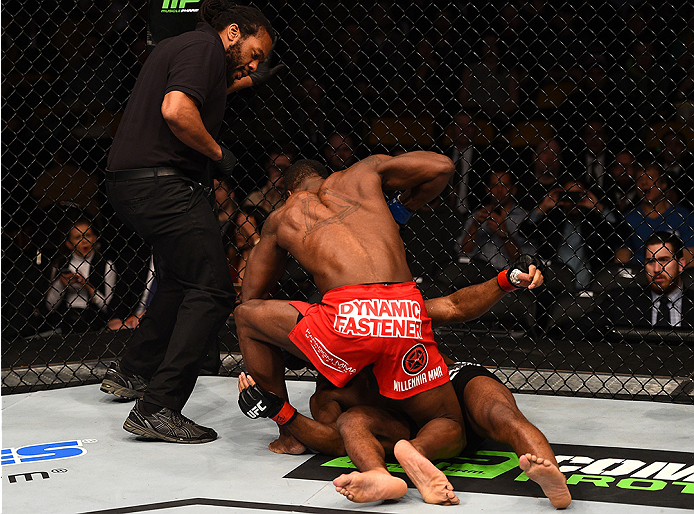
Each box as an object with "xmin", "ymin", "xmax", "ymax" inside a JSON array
[{"xmin": 234, "ymin": 300, "xmax": 262, "ymax": 330}]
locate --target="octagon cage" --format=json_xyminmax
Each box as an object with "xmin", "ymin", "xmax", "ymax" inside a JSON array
[{"xmin": 2, "ymin": 1, "xmax": 693, "ymax": 402}]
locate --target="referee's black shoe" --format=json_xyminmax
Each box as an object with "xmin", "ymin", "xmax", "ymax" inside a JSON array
[
  {"xmin": 100, "ymin": 362, "xmax": 148, "ymax": 400},
  {"xmin": 123, "ymin": 400, "xmax": 218, "ymax": 444}
]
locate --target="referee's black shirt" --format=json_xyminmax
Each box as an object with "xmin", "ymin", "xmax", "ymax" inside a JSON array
[{"xmin": 108, "ymin": 22, "xmax": 227, "ymax": 179}]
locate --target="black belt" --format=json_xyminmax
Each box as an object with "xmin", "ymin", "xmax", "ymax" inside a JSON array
[{"xmin": 105, "ymin": 167, "xmax": 188, "ymax": 181}]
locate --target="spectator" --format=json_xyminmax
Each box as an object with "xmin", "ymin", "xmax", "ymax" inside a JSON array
[
  {"xmin": 442, "ymin": 112, "xmax": 488, "ymax": 214},
  {"xmin": 582, "ymin": 232, "xmax": 693, "ymax": 336},
  {"xmin": 523, "ymin": 180, "xmax": 624, "ymax": 290},
  {"xmin": 659, "ymin": 130, "xmax": 694, "ymax": 209},
  {"xmin": 243, "ymin": 145, "xmax": 294, "ymax": 214},
  {"xmin": 615, "ymin": 163, "xmax": 694, "ymax": 267},
  {"xmin": 215, "ymin": 176, "xmax": 238, "ymax": 232},
  {"xmin": 323, "ymin": 131, "xmax": 358, "ymax": 172},
  {"xmin": 46, "ymin": 217, "xmax": 117, "ymax": 333},
  {"xmin": 457, "ymin": 33, "xmax": 520, "ymax": 133},
  {"xmin": 458, "ymin": 170, "xmax": 530, "ymax": 271},
  {"xmin": 517, "ymin": 138, "xmax": 567, "ymax": 211},
  {"xmin": 227, "ymin": 206, "xmax": 266, "ymax": 292},
  {"xmin": 604, "ymin": 150, "xmax": 639, "ymax": 213}
]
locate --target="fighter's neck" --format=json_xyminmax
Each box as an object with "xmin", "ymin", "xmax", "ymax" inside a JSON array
[{"xmin": 296, "ymin": 176, "xmax": 325, "ymax": 193}]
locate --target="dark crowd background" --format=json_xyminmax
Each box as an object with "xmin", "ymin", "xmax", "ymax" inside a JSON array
[{"xmin": 2, "ymin": 0, "xmax": 693, "ymax": 400}]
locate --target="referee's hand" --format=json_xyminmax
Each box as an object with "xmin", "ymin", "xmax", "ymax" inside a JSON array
[{"xmin": 213, "ymin": 145, "xmax": 237, "ymax": 178}]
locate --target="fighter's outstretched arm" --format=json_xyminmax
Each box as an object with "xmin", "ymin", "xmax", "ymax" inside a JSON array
[{"xmin": 425, "ymin": 259, "xmax": 543, "ymax": 328}]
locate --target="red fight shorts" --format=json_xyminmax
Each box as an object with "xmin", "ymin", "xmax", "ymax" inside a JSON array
[{"xmin": 288, "ymin": 282, "xmax": 448, "ymax": 400}]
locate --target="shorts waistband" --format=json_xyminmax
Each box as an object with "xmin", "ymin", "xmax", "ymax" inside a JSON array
[
  {"xmin": 322, "ymin": 281, "xmax": 417, "ymax": 299},
  {"xmin": 105, "ymin": 167, "xmax": 188, "ymax": 181}
]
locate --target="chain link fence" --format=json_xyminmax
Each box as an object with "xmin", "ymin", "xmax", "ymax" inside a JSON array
[{"xmin": 2, "ymin": 1, "xmax": 693, "ymax": 401}]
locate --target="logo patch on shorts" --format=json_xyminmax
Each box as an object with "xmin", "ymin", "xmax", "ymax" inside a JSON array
[{"xmin": 402, "ymin": 343, "xmax": 428, "ymax": 375}]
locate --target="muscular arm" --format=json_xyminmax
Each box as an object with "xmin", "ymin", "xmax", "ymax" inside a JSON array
[
  {"xmin": 280, "ymin": 389, "xmax": 346, "ymax": 456},
  {"xmin": 161, "ymin": 91, "xmax": 223, "ymax": 161},
  {"xmin": 371, "ymin": 151, "xmax": 455, "ymax": 211},
  {"xmin": 425, "ymin": 265, "xmax": 543, "ymax": 328},
  {"xmin": 425, "ymin": 278, "xmax": 506, "ymax": 328},
  {"xmin": 240, "ymin": 214, "xmax": 288, "ymax": 301}
]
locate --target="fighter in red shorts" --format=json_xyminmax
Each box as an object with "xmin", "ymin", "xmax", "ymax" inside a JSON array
[
  {"xmin": 235, "ymin": 151, "xmax": 466, "ymax": 504},
  {"xmin": 238, "ymin": 260, "xmax": 570, "ymax": 508},
  {"xmin": 287, "ymin": 281, "xmax": 449, "ymax": 399}
]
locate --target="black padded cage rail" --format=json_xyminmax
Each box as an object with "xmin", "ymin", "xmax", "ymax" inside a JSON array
[{"xmin": 2, "ymin": 1, "xmax": 693, "ymax": 402}]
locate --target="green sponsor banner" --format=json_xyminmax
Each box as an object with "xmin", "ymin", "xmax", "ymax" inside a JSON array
[
  {"xmin": 285, "ymin": 441, "xmax": 694, "ymax": 509},
  {"xmin": 148, "ymin": 0, "xmax": 199, "ymax": 45}
]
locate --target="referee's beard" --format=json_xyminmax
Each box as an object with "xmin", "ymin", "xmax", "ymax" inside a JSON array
[{"xmin": 225, "ymin": 41, "xmax": 243, "ymax": 84}]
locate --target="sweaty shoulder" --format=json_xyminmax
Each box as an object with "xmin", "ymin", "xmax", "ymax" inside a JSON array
[{"xmin": 332, "ymin": 155, "xmax": 391, "ymax": 188}]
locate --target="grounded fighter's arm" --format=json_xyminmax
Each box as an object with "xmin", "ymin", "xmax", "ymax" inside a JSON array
[
  {"xmin": 282, "ymin": 392, "xmax": 346, "ymax": 456},
  {"xmin": 370, "ymin": 151, "xmax": 455, "ymax": 211},
  {"xmin": 278, "ymin": 409, "xmax": 345, "ymax": 456},
  {"xmin": 425, "ymin": 260, "xmax": 544, "ymax": 328},
  {"xmin": 240, "ymin": 214, "xmax": 288, "ymax": 302},
  {"xmin": 238, "ymin": 373, "xmax": 346, "ymax": 456}
]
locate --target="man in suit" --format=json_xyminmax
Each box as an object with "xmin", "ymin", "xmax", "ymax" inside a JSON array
[{"xmin": 584, "ymin": 232, "xmax": 693, "ymax": 335}]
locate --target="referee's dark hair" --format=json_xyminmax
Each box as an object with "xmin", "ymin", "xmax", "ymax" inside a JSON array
[
  {"xmin": 645, "ymin": 231, "xmax": 684, "ymax": 260},
  {"xmin": 199, "ymin": 0, "xmax": 275, "ymax": 41}
]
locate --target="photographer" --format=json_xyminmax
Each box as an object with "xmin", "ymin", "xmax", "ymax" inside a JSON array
[
  {"xmin": 458, "ymin": 170, "xmax": 531, "ymax": 270},
  {"xmin": 522, "ymin": 180, "xmax": 626, "ymax": 289}
]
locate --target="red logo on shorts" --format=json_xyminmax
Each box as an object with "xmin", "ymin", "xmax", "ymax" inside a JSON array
[{"xmin": 402, "ymin": 344, "xmax": 428, "ymax": 375}]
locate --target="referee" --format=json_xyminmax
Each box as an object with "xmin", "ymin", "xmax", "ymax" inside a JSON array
[{"xmin": 101, "ymin": 0, "xmax": 276, "ymax": 443}]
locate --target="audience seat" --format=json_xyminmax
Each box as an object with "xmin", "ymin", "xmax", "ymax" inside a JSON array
[
  {"xmin": 589, "ymin": 264, "xmax": 646, "ymax": 294},
  {"xmin": 544, "ymin": 290, "xmax": 597, "ymax": 339}
]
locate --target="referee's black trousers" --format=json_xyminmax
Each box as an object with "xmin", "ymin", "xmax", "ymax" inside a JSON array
[{"xmin": 107, "ymin": 175, "xmax": 235, "ymax": 412}]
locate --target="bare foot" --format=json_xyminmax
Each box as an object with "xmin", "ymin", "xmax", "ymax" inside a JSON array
[
  {"xmin": 393, "ymin": 440, "xmax": 459, "ymax": 505},
  {"xmin": 268, "ymin": 432, "xmax": 307, "ymax": 455},
  {"xmin": 333, "ymin": 470, "xmax": 408, "ymax": 503},
  {"xmin": 519, "ymin": 453, "xmax": 572, "ymax": 509}
]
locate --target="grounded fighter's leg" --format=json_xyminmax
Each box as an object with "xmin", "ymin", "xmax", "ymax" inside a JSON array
[
  {"xmin": 463, "ymin": 376, "xmax": 571, "ymax": 509},
  {"xmin": 332, "ymin": 406, "xmax": 409, "ymax": 503}
]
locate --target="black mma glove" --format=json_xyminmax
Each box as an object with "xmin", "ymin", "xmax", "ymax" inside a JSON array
[
  {"xmin": 238, "ymin": 383, "xmax": 297, "ymax": 426},
  {"xmin": 497, "ymin": 254, "xmax": 542, "ymax": 292},
  {"xmin": 213, "ymin": 146, "xmax": 237, "ymax": 179},
  {"xmin": 249, "ymin": 39, "xmax": 287, "ymax": 87}
]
